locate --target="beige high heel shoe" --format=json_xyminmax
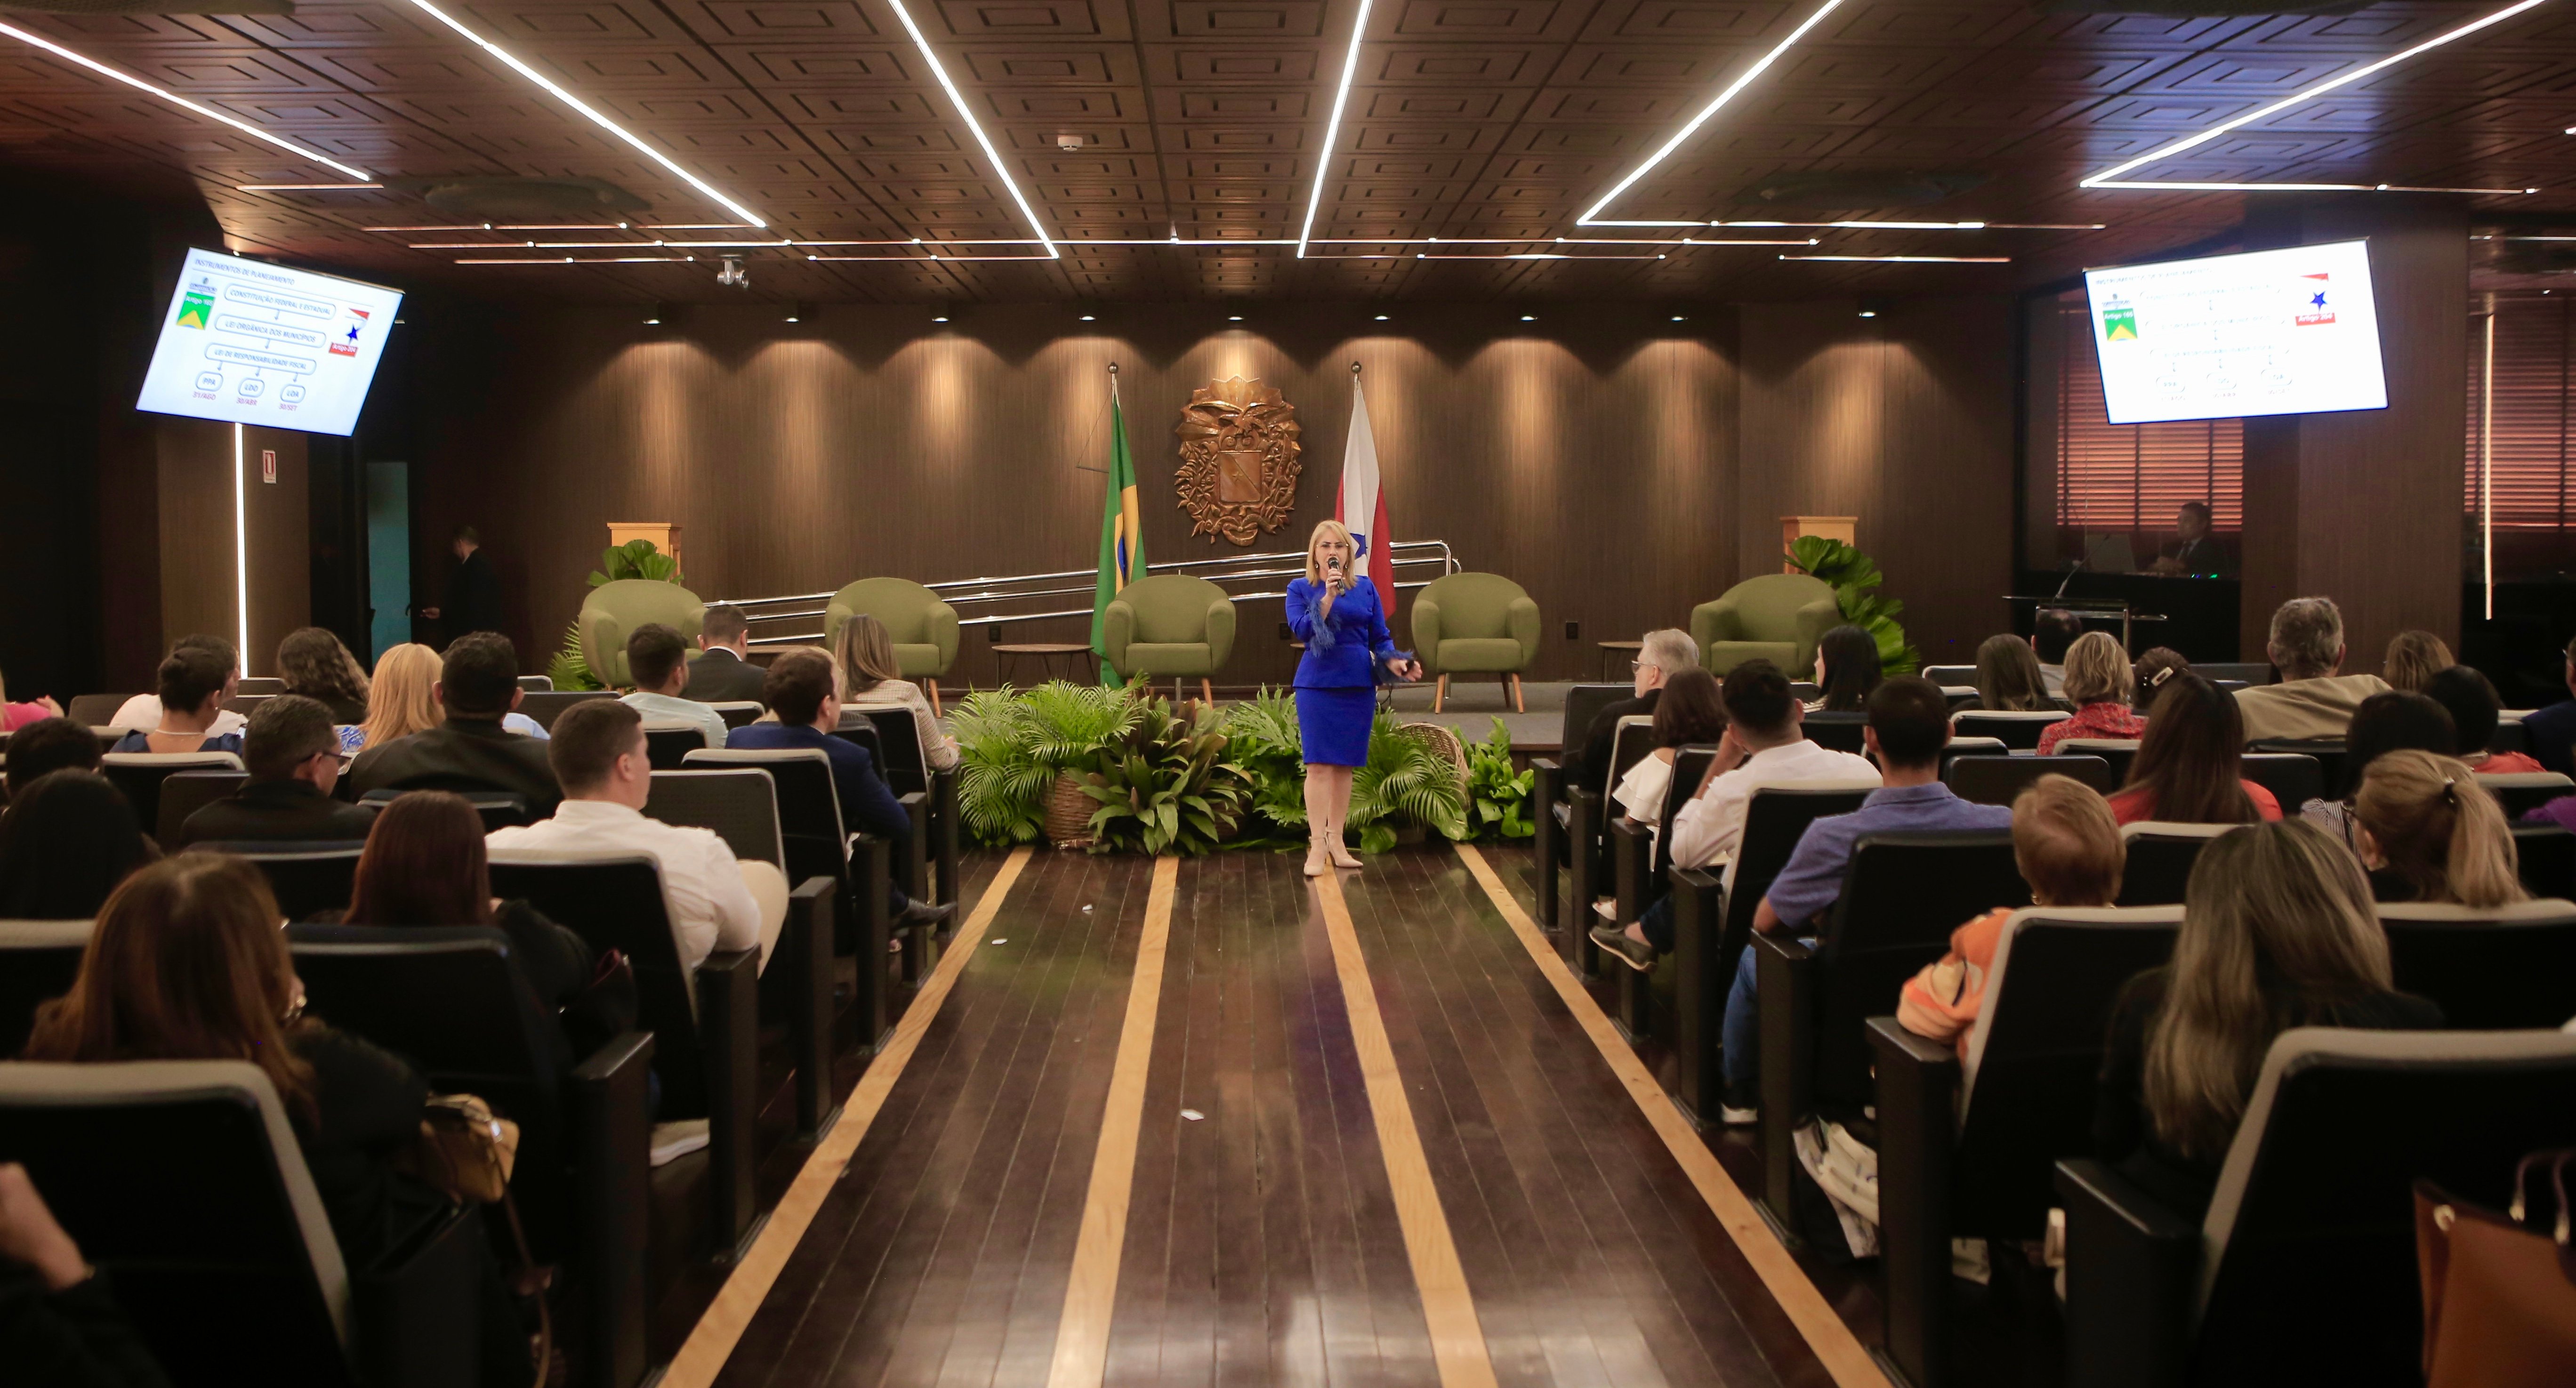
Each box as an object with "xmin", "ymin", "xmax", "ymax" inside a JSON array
[
  {"xmin": 1325, "ymin": 825, "xmax": 1363, "ymax": 870},
  {"xmin": 1304, "ymin": 833, "xmax": 1332, "ymax": 877}
]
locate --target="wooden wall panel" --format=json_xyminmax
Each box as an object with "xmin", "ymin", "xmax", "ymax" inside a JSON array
[{"xmin": 151, "ymin": 420, "xmax": 310, "ymax": 678}]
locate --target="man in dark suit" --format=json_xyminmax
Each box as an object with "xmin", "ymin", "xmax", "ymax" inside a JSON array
[
  {"xmin": 2150, "ymin": 501, "xmax": 2235, "ymax": 578},
  {"xmin": 348, "ymin": 633, "xmax": 561, "ymax": 816},
  {"xmin": 178, "ymin": 695, "xmax": 378, "ymax": 846},
  {"xmin": 682, "ymin": 604, "xmax": 768, "ymax": 704},
  {"xmin": 2520, "ymin": 633, "xmax": 2576, "ymax": 778},
  {"xmin": 419, "ymin": 525, "xmax": 505, "ymax": 645}
]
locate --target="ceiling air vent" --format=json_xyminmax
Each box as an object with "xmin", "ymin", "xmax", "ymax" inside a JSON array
[
  {"xmin": 1735, "ymin": 170, "xmax": 1989, "ymax": 210},
  {"xmin": 388, "ymin": 177, "xmax": 652, "ymax": 222},
  {"xmin": 2036, "ymin": 0, "xmax": 2370, "ymax": 16},
  {"xmin": 0, "ymin": 0, "xmax": 293, "ymax": 12}
]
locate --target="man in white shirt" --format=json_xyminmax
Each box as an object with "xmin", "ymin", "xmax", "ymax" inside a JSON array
[
  {"xmin": 487, "ymin": 698, "xmax": 786, "ymax": 975},
  {"xmin": 617, "ymin": 623, "xmax": 730, "ymax": 751},
  {"xmin": 109, "ymin": 633, "xmax": 246, "ymax": 738}
]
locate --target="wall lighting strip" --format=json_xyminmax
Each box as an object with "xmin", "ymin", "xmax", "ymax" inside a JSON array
[
  {"xmin": 457, "ymin": 256, "xmax": 692, "ymax": 264},
  {"xmin": 232, "ymin": 423, "xmax": 248, "ymax": 670},
  {"xmin": 237, "ymin": 182, "xmax": 383, "ymax": 192},
  {"xmin": 1578, "ymin": 0, "xmax": 1846, "ymax": 226},
  {"xmin": 1780, "ymin": 253, "xmax": 2010, "ymax": 263},
  {"xmin": 1297, "ymin": 0, "xmax": 1375, "ymax": 257},
  {"xmin": 2086, "ymin": 179, "xmax": 2536, "ymax": 194},
  {"xmin": 878, "ymin": 0, "xmax": 1058, "ymax": 258},
  {"xmin": 398, "ymin": 0, "xmax": 767, "ymax": 227},
  {"xmin": 0, "ymin": 21, "xmax": 373, "ymax": 181},
  {"xmin": 2080, "ymin": 0, "xmax": 2552, "ymax": 190}
]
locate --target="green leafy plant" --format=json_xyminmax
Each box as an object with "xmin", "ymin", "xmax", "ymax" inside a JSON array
[
  {"xmin": 1463, "ymin": 717, "xmax": 1535, "ymax": 839},
  {"xmin": 952, "ymin": 681, "xmax": 1143, "ymax": 846},
  {"xmin": 546, "ymin": 620, "xmax": 602, "ymax": 691},
  {"xmin": 1787, "ymin": 535, "xmax": 1920, "ymax": 675},
  {"xmin": 1345, "ymin": 713, "xmax": 1469, "ymax": 854},
  {"xmin": 1080, "ymin": 696, "xmax": 1252, "ymax": 856},
  {"xmin": 1223, "ymin": 687, "xmax": 1308, "ymax": 832},
  {"xmin": 588, "ymin": 538, "xmax": 683, "ymax": 587}
]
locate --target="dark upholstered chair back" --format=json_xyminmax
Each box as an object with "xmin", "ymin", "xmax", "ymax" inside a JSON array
[
  {"xmin": 189, "ymin": 841, "xmax": 365, "ymax": 921},
  {"xmin": 1816, "ymin": 831, "xmax": 2023, "ymax": 1112},
  {"xmin": 153, "ymin": 768, "xmax": 248, "ymax": 848},
  {"xmin": 355, "ymin": 789, "xmax": 527, "ymax": 831},
  {"xmin": 487, "ymin": 855, "xmax": 710, "ymax": 1121},
  {"xmin": 2250, "ymin": 738, "xmax": 2348, "ymax": 797},
  {"xmin": 2113, "ymin": 823, "xmax": 2232, "ymax": 908},
  {"xmin": 1952, "ymin": 710, "xmax": 2070, "ymax": 750},
  {"xmin": 1556, "ymin": 684, "xmax": 1630, "ymax": 774},
  {"xmin": 1802, "ymin": 711, "xmax": 1867, "ymax": 754},
  {"xmin": 1947, "ymin": 753, "xmax": 2110, "ymax": 806},
  {"xmin": 646, "ymin": 768, "xmax": 785, "ymax": 870},
  {"xmin": 2512, "ymin": 823, "xmax": 2576, "ymax": 900},
  {"xmin": 2379, "ymin": 899, "xmax": 2576, "ymax": 1030},
  {"xmin": 684, "ymin": 748, "xmax": 846, "ymax": 894},
  {"xmin": 852, "ymin": 707, "xmax": 930, "ymax": 796},
  {"xmin": 1649, "ymin": 746, "xmax": 1722, "ymax": 881},
  {"xmin": 0, "ymin": 919, "xmax": 89, "ymax": 1055},
  {"xmin": 2238, "ymin": 752, "xmax": 2326, "ymax": 810}
]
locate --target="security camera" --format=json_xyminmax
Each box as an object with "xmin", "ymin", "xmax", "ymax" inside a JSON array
[
  {"xmin": 1056, "ymin": 133, "xmax": 1083, "ymax": 151},
  {"xmin": 716, "ymin": 254, "xmax": 749, "ymax": 289}
]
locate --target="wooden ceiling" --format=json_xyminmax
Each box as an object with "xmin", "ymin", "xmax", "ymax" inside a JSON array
[{"xmin": 0, "ymin": 0, "xmax": 2573, "ymax": 301}]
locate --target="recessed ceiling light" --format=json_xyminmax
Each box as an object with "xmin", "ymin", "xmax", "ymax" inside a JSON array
[
  {"xmin": 1579, "ymin": 0, "xmax": 1847, "ymax": 226},
  {"xmin": 1375, "ymin": 314, "xmax": 1390, "ymax": 321},
  {"xmin": 1229, "ymin": 315, "xmax": 1244, "ymax": 322},
  {"xmin": 1520, "ymin": 315, "xmax": 1536, "ymax": 322},
  {"xmin": 932, "ymin": 315, "xmax": 950, "ymax": 322},
  {"xmin": 1671, "ymin": 315, "xmax": 1686, "ymax": 322},
  {"xmin": 1079, "ymin": 314, "xmax": 1095, "ymax": 321},
  {"xmin": 0, "ymin": 22, "xmax": 373, "ymax": 181},
  {"xmin": 1782, "ymin": 254, "xmax": 2011, "ymax": 264},
  {"xmin": 879, "ymin": 0, "xmax": 1059, "ymax": 257}
]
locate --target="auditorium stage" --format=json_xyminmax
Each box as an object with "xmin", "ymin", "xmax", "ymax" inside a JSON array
[{"xmin": 642, "ymin": 845, "xmax": 1908, "ymax": 1388}]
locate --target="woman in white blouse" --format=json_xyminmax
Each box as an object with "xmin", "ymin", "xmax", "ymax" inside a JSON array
[
  {"xmin": 1612, "ymin": 666, "xmax": 1728, "ymax": 822},
  {"xmin": 831, "ymin": 614, "xmax": 959, "ymax": 771}
]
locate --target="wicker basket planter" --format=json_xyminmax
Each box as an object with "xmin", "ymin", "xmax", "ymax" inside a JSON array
[{"xmin": 1045, "ymin": 773, "xmax": 1096, "ymax": 848}]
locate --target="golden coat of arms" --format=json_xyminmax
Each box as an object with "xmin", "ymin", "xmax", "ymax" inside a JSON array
[{"xmin": 1174, "ymin": 376, "xmax": 1301, "ymax": 546}]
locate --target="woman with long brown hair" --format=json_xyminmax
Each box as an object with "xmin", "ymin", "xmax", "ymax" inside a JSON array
[
  {"xmin": 276, "ymin": 626, "xmax": 371, "ymax": 725},
  {"xmin": 1968, "ymin": 633, "xmax": 2051, "ymax": 712},
  {"xmin": 831, "ymin": 613, "xmax": 958, "ymax": 771},
  {"xmin": 1612, "ymin": 665, "xmax": 1726, "ymax": 822},
  {"xmin": 2093, "ymin": 820, "xmax": 2442, "ymax": 1217},
  {"xmin": 2107, "ymin": 672, "xmax": 2281, "ymax": 825},
  {"xmin": 2354, "ymin": 749, "xmax": 2528, "ymax": 907}
]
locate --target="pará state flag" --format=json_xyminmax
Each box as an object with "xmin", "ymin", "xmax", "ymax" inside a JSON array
[
  {"xmin": 1336, "ymin": 377, "xmax": 1395, "ymax": 611},
  {"xmin": 1090, "ymin": 387, "xmax": 1144, "ymax": 684}
]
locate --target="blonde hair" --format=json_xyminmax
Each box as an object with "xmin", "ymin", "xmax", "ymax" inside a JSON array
[
  {"xmin": 359, "ymin": 643, "xmax": 443, "ymax": 748},
  {"xmin": 2060, "ymin": 630, "xmax": 2133, "ymax": 708},
  {"xmin": 2355, "ymin": 749, "xmax": 2527, "ymax": 907},
  {"xmin": 2145, "ymin": 820, "xmax": 2394, "ymax": 1162},
  {"xmin": 832, "ymin": 614, "xmax": 902, "ymax": 695},
  {"xmin": 1304, "ymin": 519, "xmax": 1355, "ymax": 586},
  {"xmin": 2012, "ymin": 774, "xmax": 2124, "ymax": 905},
  {"xmin": 2381, "ymin": 629, "xmax": 2455, "ymax": 694}
]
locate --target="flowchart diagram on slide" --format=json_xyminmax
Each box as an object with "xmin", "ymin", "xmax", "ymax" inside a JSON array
[{"xmin": 137, "ymin": 248, "xmax": 404, "ymax": 438}]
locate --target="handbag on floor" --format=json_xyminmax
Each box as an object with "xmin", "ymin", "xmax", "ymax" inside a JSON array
[{"xmin": 2415, "ymin": 1148, "xmax": 2576, "ymax": 1388}]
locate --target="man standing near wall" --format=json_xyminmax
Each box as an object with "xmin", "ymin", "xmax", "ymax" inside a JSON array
[{"xmin": 418, "ymin": 525, "xmax": 505, "ymax": 647}]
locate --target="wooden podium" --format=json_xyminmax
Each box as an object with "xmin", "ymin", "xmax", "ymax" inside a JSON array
[
  {"xmin": 1781, "ymin": 515, "xmax": 1856, "ymax": 573},
  {"xmin": 607, "ymin": 522, "xmax": 681, "ymax": 566}
]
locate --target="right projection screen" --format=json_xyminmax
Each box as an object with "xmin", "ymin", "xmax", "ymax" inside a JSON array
[{"xmin": 2084, "ymin": 239, "xmax": 2389, "ymax": 426}]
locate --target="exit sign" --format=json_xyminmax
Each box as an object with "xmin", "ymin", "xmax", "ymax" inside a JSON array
[{"xmin": 261, "ymin": 449, "xmax": 276, "ymax": 484}]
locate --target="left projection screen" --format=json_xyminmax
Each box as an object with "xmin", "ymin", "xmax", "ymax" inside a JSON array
[{"xmin": 136, "ymin": 248, "xmax": 404, "ymax": 437}]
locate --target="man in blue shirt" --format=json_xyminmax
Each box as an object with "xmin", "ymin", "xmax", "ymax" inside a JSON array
[
  {"xmin": 728, "ymin": 650, "xmax": 950, "ymax": 928},
  {"xmin": 1716, "ymin": 675, "xmax": 2013, "ymax": 1123}
]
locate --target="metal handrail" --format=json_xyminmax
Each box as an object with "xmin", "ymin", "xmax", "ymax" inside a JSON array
[{"xmin": 714, "ymin": 538, "xmax": 1459, "ymax": 646}]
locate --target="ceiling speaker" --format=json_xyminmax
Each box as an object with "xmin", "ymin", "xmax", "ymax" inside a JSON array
[
  {"xmin": 391, "ymin": 177, "xmax": 651, "ymax": 221},
  {"xmin": 1735, "ymin": 170, "xmax": 1988, "ymax": 210},
  {"xmin": 0, "ymin": 0, "xmax": 294, "ymax": 13}
]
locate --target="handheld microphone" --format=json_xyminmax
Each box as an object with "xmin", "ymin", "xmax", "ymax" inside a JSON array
[{"xmin": 1326, "ymin": 555, "xmax": 1343, "ymax": 584}]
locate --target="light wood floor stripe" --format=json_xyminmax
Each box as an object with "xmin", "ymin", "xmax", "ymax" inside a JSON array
[
  {"xmin": 1314, "ymin": 872, "xmax": 1503, "ymax": 1388},
  {"xmin": 1452, "ymin": 843, "xmax": 1892, "ymax": 1388},
  {"xmin": 1044, "ymin": 854, "xmax": 1180, "ymax": 1388},
  {"xmin": 660, "ymin": 845, "xmax": 1035, "ymax": 1388}
]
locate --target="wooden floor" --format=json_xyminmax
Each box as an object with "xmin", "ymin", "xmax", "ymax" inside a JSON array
[{"xmin": 673, "ymin": 845, "xmax": 1861, "ymax": 1388}]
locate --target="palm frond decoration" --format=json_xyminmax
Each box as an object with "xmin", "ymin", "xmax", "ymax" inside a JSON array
[{"xmin": 1347, "ymin": 713, "xmax": 1468, "ymax": 853}]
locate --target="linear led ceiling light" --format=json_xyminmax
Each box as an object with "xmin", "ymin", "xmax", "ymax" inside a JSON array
[
  {"xmin": 1578, "ymin": 0, "xmax": 1846, "ymax": 226},
  {"xmin": 1781, "ymin": 253, "xmax": 2010, "ymax": 263},
  {"xmin": 399, "ymin": 0, "xmax": 767, "ymax": 227},
  {"xmin": 0, "ymin": 21, "xmax": 373, "ymax": 181},
  {"xmin": 1297, "ymin": 0, "xmax": 1375, "ymax": 257},
  {"xmin": 2081, "ymin": 0, "xmax": 2551, "ymax": 191},
  {"xmin": 880, "ymin": 0, "xmax": 1058, "ymax": 258}
]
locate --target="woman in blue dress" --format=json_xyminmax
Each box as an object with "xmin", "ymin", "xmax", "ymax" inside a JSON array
[{"xmin": 1284, "ymin": 520, "xmax": 1422, "ymax": 876}]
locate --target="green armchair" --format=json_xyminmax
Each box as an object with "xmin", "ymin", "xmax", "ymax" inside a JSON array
[
  {"xmin": 1691, "ymin": 573, "xmax": 1840, "ymax": 677},
  {"xmin": 1102, "ymin": 573, "xmax": 1235, "ymax": 702},
  {"xmin": 579, "ymin": 580, "xmax": 706, "ymax": 688},
  {"xmin": 1412, "ymin": 571, "xmax": 1541, "ymax": 712},
  {"xmin": 825, "ymin": 578, "xmax": 960, "ymax": 714}
]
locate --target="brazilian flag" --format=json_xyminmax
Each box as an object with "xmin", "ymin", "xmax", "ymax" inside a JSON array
[{"xmin": 1090, "ymin": 386, "xmax": 1144, "ymax": 684}]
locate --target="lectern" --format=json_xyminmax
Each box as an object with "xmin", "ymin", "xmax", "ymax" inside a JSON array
[{"xmin": 1781, "ymin": 515, "xmax": 1857, "ymax": 573}]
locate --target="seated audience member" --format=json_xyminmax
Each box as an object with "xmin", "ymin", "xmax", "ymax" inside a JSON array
[
  {"xmin": 333, "ymin": 791, "xmax": 604, "ymax": 1049},
  {"xmin": 348, "ymin": 634, "xmax": 559, "ymax": 815},
  {"xmin": 107, "ymin": 635, "xmax": 245, "ymax": 740},
  {"xmin": 0, "ymin": 663, "xmax": 61, "ymax": 732},
  {"xmin": 2300, "ymin": 691, "xmax": 2459, "ymax": 848},
  {"xmin": 110, "ymin": 646, "xmax": 241, "ymax": 757},
  {"xmin": 1716, "ymin": 678, "xmax": 2010, "ymax": 1121},
  {"xmin": 2517, "ymin": 633, "xmax": 2576, "ymax": 778},
  {"xmin": 1967, "ymin": 633, "xmax": 2051, "ymax": 712},
  {"xmin": 618, "ymin": 623, "xmax": 729, "ymax": 751},
  {"xmin": 2095, "ymin": 820, "xmax": 2442, "ymax": 1219},
  {"xmin": 2039, "ymin": 631, "xmax": 2146, "ymax": 754},
  {"xmin": 22, "ymin": 855, "xmax": 531, "ymax": 1386},
  {"xmin": 0, "ymin": 773, "xmax": 155, "ymax": 919},
  {"xmin": 2130, "ymin": 647, "xmax": 2190, "ymax": 713},
  {"xmin": 1565, "ymin": 628, "xmax": 1694, "ymax": 791},
  {"xmin": 2150, "ymin": 500, "xmax": 2233, "ymax": 577},
  {"xmin": 680, "ymin": 604, "xmax": 767, "ymax": 705},
  {"xmin": 2381, "ymin": 629, "xmax": 2455, "ymax": 695},
  {"xmin": 833, "ymin": 613, "xmax": 959, "ymax": 771},
  {"xmin": 1, "ymin": 717, "xmax": 100, "ymax": 797},
  {"xmin": 353, "ymin": 642, "xmax": 547, "ymax": 752},
  {"xmin": 275, "ymin": 626, "xmax": 371, "ymax": 725},
  {"xmin": 2108, "ymin": 673, "xmax": 2279, "ymax": 826},
  {"xmin": 1808, "ymin": 623, "xmax": 1882, "ymax": 713},
  {"xmin": 2352, "ymin": 749, "xmax": 2527, "ymax": 908},
  {"xmin": 1612, "ymin": 666, "xmax": 1726, "ymax": 823},
  {"xmin": 486, "ymin": 699, "xmax": 787, "ymax": 973},
  {"xmin": 727, "ymin": 651, "xmax": 953, "ymax": 929},
  {"xmin": 177, "ymin": 696, "xmax": 378, "ymax": 847},
  {"xmin": 0, "ymin": 1161, "xmax": 173, "ymax": 1388},
  {"xmin": 1899, "ymin": 775, "xmax": 2123, "ymax": 1056},
  {"xmin": 2421, "ymin": 665, "xmax": 2545, "ymax": 774},
  {"xmin": 2232, "ymin": 596, "xmax": 2391, "ymax": 743},
  {"xmin": 2032, "ymin": 608, "xmax": 2084, "ymax": 695}
]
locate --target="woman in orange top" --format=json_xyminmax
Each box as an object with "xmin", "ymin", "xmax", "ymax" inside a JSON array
[
  {"xmin": 2105, "ymin": 672, "xmax": 2279, "ymax": 826},
  {"xmin": 2422, "ymin": 665, "xmax": 2546, "ymax": 775}
]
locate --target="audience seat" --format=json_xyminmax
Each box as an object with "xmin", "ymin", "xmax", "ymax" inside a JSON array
[
  {"xmin": 1870, "ymin": 905, "xmax": 2184, "ymax": 1388},
  {"xmin": 1803, "ymin": 710, "xmax": 1868, "ymax": 754},
  {"xmin": 1757, "ymin": 830, "xmax": 2025, "ymax": 1220},
  {"xmin": 357, "ymin": 788, "xmax": 527, "ymax": 832},
  {"xmin": 2472, "ymin": 770, "xmax": 2575, "ymax": 818},
  {"xmin": 641, "ymin": 722, "xmax": 715, "ymax": 771},
  {"xmin": 233, "ymin": 678, "xmax": 285, "ymax": 695},
  {"xmin": 0, "ymin": 1059, "xmax": 491, "ymax": 1388},
  {"xmin": 2379, "ymin": 898, "xmax": 2576, "ymax": 1029},
  {"xmin": 1606, "ymin": 744, "xmax": 1720, "ymax": 1040},
  {"xmin": 1564, "ymin": 717, "xmax": 1657, "ymax": 979},
  {"xmin": 1530, "ymin": 683, "xmax": 1629, "ymax": 930},
  {"xmin": 1666, "ymin": 783, "xmax": 1874, "ymax": 1128},
  {"xmin": 2193, "ymin": 662, "xmax": 2274, "ymax": 686},
  {"xmin": 518, "ymin": 675, "xmax": 554, "ymax": 693},
  {"xmin": 189, "ymin": 841, "xmax": 365, "ymax": 920},
  {"xmin": 1690, "ymin": 573, "xmax": 1837, "ymax": 678},
  {"xmin": 705, "ymin": 701, "xmax": 764, "ymax": 731},
  {"xmin": 0, "ymin": 919, "xmax": 89, "ymax": 1054},
  {"xmin": 1947, "ymin": 753, "xmax": 2111, "ymax": 806},
  {"xmin": 2056, "ymin": 737, "xmax": 2141, "ymax": 785},
  {"xmin": 153, "ymin": 768, "xmax": 249, "ymax": 848},
  {"xmin": 2115, "ymin": 822, "xmax": 2233, "ymax": 907},
  {"xmin": 1413, "ymin": 571, "xmax": 1540, "ymax": 712},
  {"xmin": 102, "ymin": 751, "xmax": 246, "ymax": 842},
  {"xmin": 2248, "ymin": 739, "xmax": 2347, "ymax": 797},
  {"xmin": 824, "ymin": 578, "xmax": 961, "ymax": 716},
  {"xmin": 2489, "ymin": 716, "xmax": 2528, "ymax": 755},
  {"xmin": 2055, "ymin": 1029, "xmax": 2576, "ymax": 1388},
  {"xmin": 2511, "ymin": 823, "xmax": 2576, "ymax": 899},
  {"xmin": 644, "ymin": 768, "xmax": 785, "ymax": 870},
  {"xmin": 2238, "ymin": 752, "xmax": 2326, "ymax": 811},
  {"xmin": 1921, "ymin": 665, "xmax": 1974, "ymax": 687},
  {"xmin": 223, "ymin": 693, "xmax": 274, "ymax": 721},
  {"xmin": 517, "ymin": 691, "xmax": 619, "ymax": 733},
  {"xmin": 1936, "ymin": 736, "xmax": 2007, "ymax": 778},
  {"xmin": 851, "ymin": 706, "xmax": 959, "ymax": 906},
  {"xmin": 1952, "ymin": 710, "xmax": 2071, "ymax": 750},
  {"xmin": 64, "ymin": 693, "xmax": 134, "ymax": 728}
]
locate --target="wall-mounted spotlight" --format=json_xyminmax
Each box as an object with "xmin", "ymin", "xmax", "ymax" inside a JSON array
[
  {"xmin": 932, "ymin": 313, "xmax": 950, "ymax": 322},
  {"xmin": 716, "ymin": 254, "xmax": 748, "ymax": 289},
  {"xmin": 1079, "ymin": 313, "xmax": 1096, "ymax": 321},
  {"xmin": 1375, "ymin": 314, "xmax": 1390, "ymax": 321},
  {"xmin": 1228, "ymin": 314, "xmax": 1244, "ymax": 322},
  {"xmin": 643, "ymin": 302, "xmax": 668, "ymax": 325},
  {"xmin": 785, "ymin": 300, "xmax": 813, "ymax": 323},
  {"xmin": 1671, "ymin": 315, "xmax": 1686, "ymax": 322},
  {"xmin": 1520, "ymin": 314, "xmax": 1537, "ymax": 322},
  {"xmin": 1857, "ymin": 297, "xmax": 1889, "ymax": 319}
]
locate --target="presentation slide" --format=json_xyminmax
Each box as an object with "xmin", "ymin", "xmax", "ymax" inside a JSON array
[
  {"xmin": 134, "ymin": 248, "xmax": 404, "ymax": 437},
  {"xmin": 2084, "ymin": 239, "xmax": 2388, "ymax": 426}
]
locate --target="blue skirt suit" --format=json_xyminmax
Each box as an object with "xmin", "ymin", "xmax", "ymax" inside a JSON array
[{"xmin": 1285, "ymin": 575, "xmax": 1405, "ymax": 767}]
